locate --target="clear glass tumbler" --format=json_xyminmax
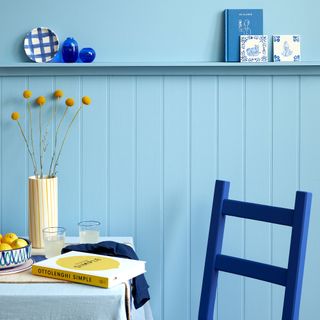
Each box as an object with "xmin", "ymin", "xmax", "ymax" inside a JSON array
[
  {"xmin": 43, "ymin": 227, "xmax": 66, "ymax": 258},
  {"xmin": 78, "ymin": 220, "xmax": 100, "ymax": 244}
]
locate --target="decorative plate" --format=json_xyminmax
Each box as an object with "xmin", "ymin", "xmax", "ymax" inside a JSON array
[
  {"xmin": 0, "ymin": 238, "xmax": 32, "ymax": 269},
  {"xmin": 0, "ymin": 259, "xmax": 33, "ymax": 275},
  {"xmin": 24, "ymin": 27, "xmax": 59, "ymax": 63}
]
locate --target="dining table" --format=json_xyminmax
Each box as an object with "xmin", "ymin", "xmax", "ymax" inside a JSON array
[{"xmin": 0, "ymin": 236, "xmax": 153, "ymax": 320}]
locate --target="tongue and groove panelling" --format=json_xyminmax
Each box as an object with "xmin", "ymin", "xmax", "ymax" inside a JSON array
[{"xmin": 0, "ymin": 74, "xmax": 319, "ymax": 320}]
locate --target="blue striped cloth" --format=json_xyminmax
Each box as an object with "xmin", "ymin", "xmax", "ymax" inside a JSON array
[{"xmin": 24, "ymin": 27, "xmax": 59, "ymax": 63}]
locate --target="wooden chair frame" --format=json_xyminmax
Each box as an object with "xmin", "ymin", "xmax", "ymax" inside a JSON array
[{"xmin": 199, "ymin": 180, "xmax": 312, "ymax": 320}]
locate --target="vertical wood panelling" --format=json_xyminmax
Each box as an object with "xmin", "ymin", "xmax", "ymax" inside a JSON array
[
  {"xmin": 245, "ymin": 76, "xmax": 272, "ymax": 320},
  {"xmin": 272, "ymin": 76, "xmax": 300, "ymax": 319},
  {"xmin": 136, "ymin": 76, "xmax": 163, "ymax": 319},
  {"xmin": 54, "ymin": 76, "xmax": 81, "ymax": 235},
  {"xmin": 109, "ymin": 76, "xmax": 136, "ymax": 237},
  {"xmin": 300, "ymin": 76, "xmax": 320, "ymax": 320},
  {"xmin": 1, "ymin": 74, "xmax": 320, "ymax": 320},
  {"xmin": 81, "ymin": 76, "xmax": 108, "ymax": 234},
  {"xmin": 190, "ymin": 76, "xmax": 218, "ymax": 320},
  {"xmin": 218, "ymin": 76, "xmax": 245, "ymax": 320},
  {"xmin": 1, "ymin": 77, "xmax": 27, "ymax": 235},
  {"xmin": 163, "ymin": 76, "xmax": 190, "ymax": 320}
]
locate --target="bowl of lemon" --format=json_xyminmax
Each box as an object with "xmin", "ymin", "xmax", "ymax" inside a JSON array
[{"xmin": 0, "ymin": 233, "xmax": 32, "ymax": 269}]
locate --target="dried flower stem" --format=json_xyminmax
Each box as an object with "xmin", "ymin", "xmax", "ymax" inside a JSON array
[
  {"xmin": 42, "ymin": 101, "xmax": 57, "ymax": 153},
  {"xmin": 39, "ymin": 107, "xmax": 43, "ymax": 178},
  {"xmin": 52, "ymin": 104, "xmax": 83, "ymax": 176},
  {"xmin": 48, "ymin": 106, "xmax": 68, "ymax": 177},
  {"xmin": 27, "ymin": 101, "xmax": 38, "ymax": 175},
  {"xmin": 16, "ymin": 120, "xmax": 38, "ymax": 175}
]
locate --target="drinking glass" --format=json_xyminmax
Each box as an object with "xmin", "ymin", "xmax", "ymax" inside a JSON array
[
  {"xmin": 43, "ymin": 227, "xmax": 66, "ymax": 258},
  {"xmin": 78, "ymin": 221, "xmax": 100, "ymax": 244}
]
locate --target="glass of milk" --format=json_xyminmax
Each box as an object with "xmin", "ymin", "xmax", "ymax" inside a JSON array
[
  {"xmin": 78, "ymin": 221, "xmax": 100, "ymax": 244},
  {"xmin": 43, "ymin": 227, "xmax": 66, "ymax": 258}
]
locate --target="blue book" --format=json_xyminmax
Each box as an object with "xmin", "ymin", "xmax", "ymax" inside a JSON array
[{"xmin": 225, "ymin": 9, "xmax": 263, "ymax": 62}]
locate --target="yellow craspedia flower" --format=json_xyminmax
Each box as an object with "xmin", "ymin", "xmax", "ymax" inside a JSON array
[
  {"xmin": 54, "ymin": 89, "xmax": 64, "ymax": 99},
  {"xmin": 65, "ymin": 98, "xmax": 74, "ymax": 107},
  {"xmin": 23, "ymin": 90, "xmax": 32, "ymax": 99},
  {"xmin": 36, "ymin": 96, "xmax": 46, "ymax": 106},
  {"xmin": 11, "ymin": 112, "xmax": 20, "ymax": 121},
  {"xmin": 82, "ymin": 96, "xmax": 91, "ymax": 105}
]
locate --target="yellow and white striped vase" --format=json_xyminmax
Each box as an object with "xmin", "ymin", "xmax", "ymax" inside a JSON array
[{"xmin": 28, "ymin": 176, "xmax": 58, "ymax": 248}]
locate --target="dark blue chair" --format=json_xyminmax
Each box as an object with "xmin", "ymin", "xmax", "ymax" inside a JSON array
[{"xmin": 199, "ymin": 180, "xmax": 312, "ymax": 320}]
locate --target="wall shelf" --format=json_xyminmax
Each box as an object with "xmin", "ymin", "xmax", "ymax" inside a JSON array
[{"xmin": 0, "ymin": 62, "xmax": 320, "ymax": 76}]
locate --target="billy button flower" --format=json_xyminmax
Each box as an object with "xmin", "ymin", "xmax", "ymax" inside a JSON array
[
  {"xmin": 65, "ymin": 98, "xmax": 74, "ymax": 107},
  {"xmin": 36, "ymin": 96, "xmax": 46, "ymax": 106},
  {"xmin": 82, "ymin": 96, "xmax": 91, "ymax": 105},
  {"xmin": 23, "ymin": 90, "xmax": 32, "ymax": 99},
  {"xmin": 11, "ymin": 112, "xmax": 20, "ymax": 121},
  {"xmin": 54, "ymin": 89, "xmax": 64, "ymax": 99}
]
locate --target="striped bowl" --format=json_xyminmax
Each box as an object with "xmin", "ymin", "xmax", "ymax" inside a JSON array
[{"xmin": 0, "ymin": 239, "xmax": 32, "ymax": 269}]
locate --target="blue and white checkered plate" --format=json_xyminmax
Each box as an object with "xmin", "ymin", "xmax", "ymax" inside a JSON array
[{"xmin": 24, "ymin": 27, "xmax": 59, "ymax": 63}]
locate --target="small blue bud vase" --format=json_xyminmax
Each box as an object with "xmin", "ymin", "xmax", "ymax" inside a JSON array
[
  {"xmin": 62, "ymin": 37, "xmax": 79, "ymax": 63},
  {"xmin": 79, "ymin": 48, "xmax": 96, "ymax": 63}
]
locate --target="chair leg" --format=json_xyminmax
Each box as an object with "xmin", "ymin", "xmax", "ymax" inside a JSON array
[{"xmin": 198, "ymin": 180, "xmax": 230, "ymax": 320}]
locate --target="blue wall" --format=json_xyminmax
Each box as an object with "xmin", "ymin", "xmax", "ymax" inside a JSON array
[
  {"xmin": 0, "ymin": 0, "xmax": 318, "ymax": 63},
  {"xmin": 1, "ymin": 1, "xmax": 320, "ymax": 320}
]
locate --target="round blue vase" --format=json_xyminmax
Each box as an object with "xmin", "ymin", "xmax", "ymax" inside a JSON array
[
  {"xmin": 79, "ymin": 48, "xmax": 96, "ymax": 63},
  {"xmin": 62, "ymin": 37, "xmax": 79, "ymax": 63}
]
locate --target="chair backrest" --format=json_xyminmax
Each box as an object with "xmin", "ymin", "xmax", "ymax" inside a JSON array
[{"xmin": 199, "ymin": 180, "xmax": 312, "ymax": 320}]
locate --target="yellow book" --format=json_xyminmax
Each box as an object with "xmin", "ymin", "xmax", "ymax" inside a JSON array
[{"xmin": 32, "ymin": 251, "xmax": 146, "ymax": 288}]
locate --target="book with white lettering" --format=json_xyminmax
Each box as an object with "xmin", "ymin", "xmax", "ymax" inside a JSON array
[
  {"xmin": 32, "ymin": 251, "xmax": 146, "ymax": 288},
  {"xmin": 225, "ymin": 9, "xmax": 263, "ymax": 62}
]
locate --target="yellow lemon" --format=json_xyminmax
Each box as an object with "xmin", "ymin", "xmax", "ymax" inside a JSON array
[
  {"xmin": 0, "ymin": 243, "xmax": 12, "ymax": 251},
  {"xmin": 2, "ymin": 233, "xmax": 18, "ymax": 245},
  {"xmin": 11, "ymin": 238, "xmax": 28, "ymax": 249}
]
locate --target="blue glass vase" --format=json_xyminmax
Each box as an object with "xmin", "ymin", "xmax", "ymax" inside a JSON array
[
  {"xmin": 79, "ymin": 48, "xmax": 96, "ymax": 63},
  {"xmin": 62, "ymin": 37, "xmax": 79, "ymax": 63}
]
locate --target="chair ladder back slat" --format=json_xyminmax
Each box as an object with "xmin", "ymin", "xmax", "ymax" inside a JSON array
[
  {"xmin": 215, "ymin": 254, "xmax": 288, "ymax": 286},
  {"xmin": 282, "ymin": 191, "xmax": 312, "ymax": 320},
  {"xmin": 198, "ymin": 180, "xmax": 230, "ymax": 320},
  {"xmin": 222, "ymin": 199, "xmax": 294, "ymax": 227}
]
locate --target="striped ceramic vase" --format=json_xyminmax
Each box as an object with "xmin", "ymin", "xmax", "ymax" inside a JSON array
[{"xmin": 28, "ymin": 176, "xmax": 58, "ymax": 248}]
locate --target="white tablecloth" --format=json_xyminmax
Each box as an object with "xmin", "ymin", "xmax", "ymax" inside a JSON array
[{"xmin": 0, "ymin": 283, "xmax": 127, "ymax": 320}]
